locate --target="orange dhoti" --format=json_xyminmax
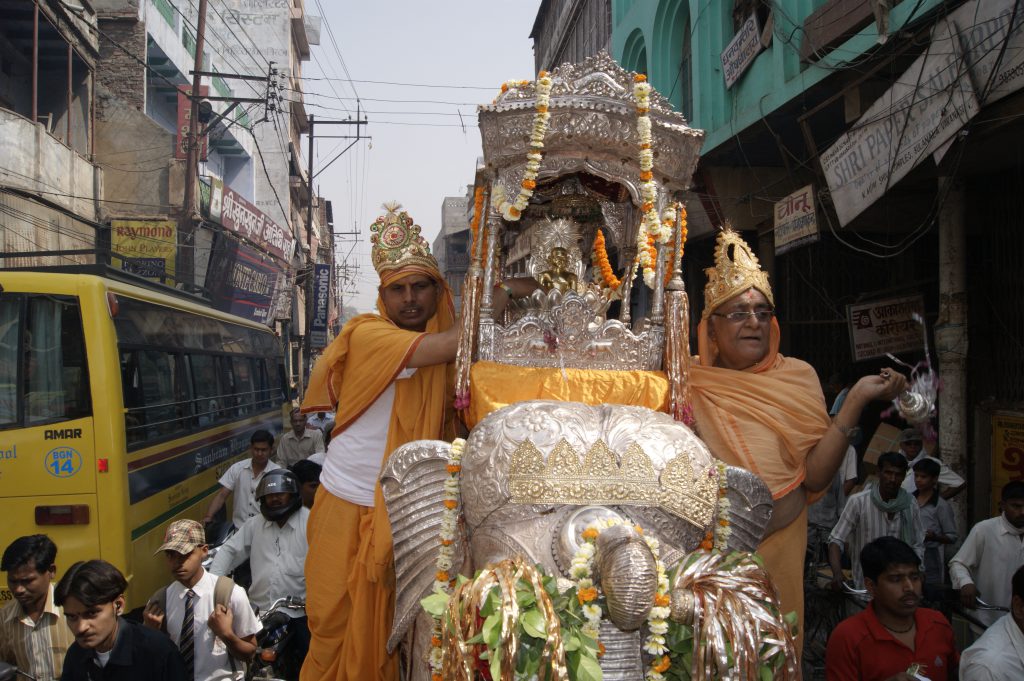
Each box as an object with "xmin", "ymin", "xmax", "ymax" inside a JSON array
[{"xmin": 301, "ymin": 487, "xmax": 397, "ymax": 681}]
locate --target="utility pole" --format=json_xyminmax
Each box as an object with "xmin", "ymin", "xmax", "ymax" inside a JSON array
[
  {"xmin": 299, "ymin": 108, "xmax": 367, "ymax": 396},
  {"xmin": 179, "ymin": 0, "xmax": 208, "ymax": 292}
]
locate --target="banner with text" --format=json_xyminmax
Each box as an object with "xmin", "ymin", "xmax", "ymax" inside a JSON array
[
  {"xmin": 821, "ymin": 18, "xmax": 979, "ymax": 226},
  {"xmin": 847, "ymin": 294, "xmax": 925, "ymax": 362},
  {"xmin": 205, "ymin": 236, "xmax": 282, "ymax": 325},
  {"xmin": 111, "ymin": 219, "xmax": 177, "ymax": 282},
  {"xmin": 773, "ymin": 185, "xmax": 818, "ymax": 254},
  {"xmin": 309, "ymin": 263, "xmax": 331, "ymax": 349},
  {"xmin": 220, "ymin": 185, "xmax": 294, "ymax": 263}
]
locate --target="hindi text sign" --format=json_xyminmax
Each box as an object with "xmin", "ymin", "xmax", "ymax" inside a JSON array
[
  {"xmin": 721, "ymin": 14, "xmax": 764, "ymax": 89},
  {"xmin": 220, "ymin": 185, "xmax": 294, "ymax": 263},
  {"xmin": 175, "ymin": 85, "xmax": 209, "ymax": 161},
  {"xmin": 773, "ymin": 185, "xmax": 818, "ymax": 254},
  {"xmin": 847, "ymin": 294, "xmax": 925, "ymax": 362}
]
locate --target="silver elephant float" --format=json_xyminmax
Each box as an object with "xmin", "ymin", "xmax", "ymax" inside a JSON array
[{"xmin": 382, "ymin": 400, "xmax": 779, "ymax": 680}]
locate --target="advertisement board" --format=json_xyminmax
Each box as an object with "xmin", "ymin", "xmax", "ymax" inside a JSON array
[
  {"xmin": 309, "ymin": 263, "xmax": 331, "ymax": 349},
  {"xmin": 204, "ymin": 236, "xmax": 282, "ymax": 325},
  {"xmin": 110, "ymin": 219, "xmax": 177, "ymax": 282},
  {"xmin": 992, "ymin": 413, "xmax": 1024, "ymax": 515},
  {"xmin": 846, "ymin": 294, "xmax": 925, "ymax": 362}
]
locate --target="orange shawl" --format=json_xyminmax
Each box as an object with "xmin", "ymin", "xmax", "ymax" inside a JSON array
[
  {"xmin": 689, "ymin": 317, "xmax": 830, "ymax": 499},
  {"xmin": 301, "ymin": 274, "xmax": 456, "ymax": 576}
]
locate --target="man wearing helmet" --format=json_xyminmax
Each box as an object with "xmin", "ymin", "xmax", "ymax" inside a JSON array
[{"xmin": 208, "ymin": 469, "xmax": 309, "ymax": 669}]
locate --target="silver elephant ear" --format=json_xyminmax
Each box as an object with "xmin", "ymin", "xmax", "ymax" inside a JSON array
[
  {"xmin": 381, "ymin": 440, "xmax": 466, "ymax": 654},
  {"xmin": 722, "ymin": 466, "xmax": 773, "ymax": 552}
]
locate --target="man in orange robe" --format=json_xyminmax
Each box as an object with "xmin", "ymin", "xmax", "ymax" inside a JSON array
[
  {"xmin": 299, "ymin": 204, "xmax": 459, "ymax": 681},
  {"xmin": 688, "ymin": 228, "xmax": 906, "ymax": 647}
]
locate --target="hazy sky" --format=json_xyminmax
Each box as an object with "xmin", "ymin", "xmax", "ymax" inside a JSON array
[{"xmin": 305, "ymin": 1, "xmax": 541, "ymax": 312}]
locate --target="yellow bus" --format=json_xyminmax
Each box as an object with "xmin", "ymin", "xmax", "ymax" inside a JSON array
[{"xmin": 0, "ymin": 271, "xmax": 286, "ymax": 608}]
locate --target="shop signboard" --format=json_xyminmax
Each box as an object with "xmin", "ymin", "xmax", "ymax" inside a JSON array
[
  {"xmin": 220, "ymin": 185, "xmax": 294, "ymax": 263},
  {"xmin": 773, "ymin": 185, "xmax": 818, "ymax": 255},
  {"xmin": 821, "ymin": 18, "xmax": 978, "ymax": 226},
  {"xmin": 309, "ymin": 263, "xmax": 331, "ymax": 349},
  {"xmin": 846, "ymin": 294, "xmax": 925, "ymax": 362},
  {"xmin": 992, "ymin": 413, "xmax": 1024, "ymax": 515},
  {"xmin": 205, "ymin": 236, "xmax": 281, "ymax": 325},
  {"xmin": 110, "ymin": 219, "xmax": 177, "ymax": 282},
  {"xmin": 721, "ymin": 13, "xmax": 763, "ymax": 89}
]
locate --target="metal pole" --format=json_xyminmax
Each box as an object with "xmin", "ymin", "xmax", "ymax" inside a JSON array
[
  {"xmin": 936, "ymin": 175, "xmax": 968, "ymax": 535},
  {"xmin": 180, "ymin": 0, "xmax": 209, "ymax": 291},
  {"xmin": 67, "ymin": 43, "xmax": 72, "ymax": 144},
  {"xmin": 32, "ymin": 3, "xmax": 38, "ymax": 124},
  {"xmin": 301, "ymin": 114, "xmax": 315, "ymax": 398}
]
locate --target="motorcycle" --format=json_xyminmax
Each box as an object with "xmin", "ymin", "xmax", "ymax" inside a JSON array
[
  {"xmin": 0, "ymin": 662, "xmax": 35, "ymax": 680},
  {"xmin": 247, "ymin": 595, "xmax": 307, "ymax": 681}
]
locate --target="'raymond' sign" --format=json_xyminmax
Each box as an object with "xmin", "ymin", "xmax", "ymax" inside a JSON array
[
  {"xmin": 846, "ymin": 294, "xmax": 925, "ymax": 362},
  {"xmin": 220, "ymin": 186, "xmax": 294, "ymax": 263},
  {"xmin": 309, "ymin": 263, "xmax": 331, "ymax": 349}
]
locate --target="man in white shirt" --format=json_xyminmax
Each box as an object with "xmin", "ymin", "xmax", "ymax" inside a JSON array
[
  {"xmin": 275, "ymin": 409, "xmax": 325, "ymax": 468},
  {"xmin": 898, "ymin": 428, "xmax": 966, "ymax": 498},
  {"xmin": 828, "ymin": 451, "xmax": 925, "ymax": 593},
  {"xmin": 959, "ymin": 564, "xmax": 1024, "ymax": 680},
  {"xmin": 209, "ymin": 469, "xmax": 309, "ymax": 673},
  {"xmin": 950, "ymin": 481, "xmax": 1024, "ymax": 628},
  {"xmin": 203, "ymin": 430, "xmax": 280, "ymax": 530},
  {"xmin": 143, "ymin": 520, "xmax": 260, "ymax": 681}
]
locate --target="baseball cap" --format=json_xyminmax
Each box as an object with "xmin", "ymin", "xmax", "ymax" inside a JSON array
[
  {"xmin": 898, "ymin": 428, "xmax": 923, "ymax": 444},
  {"xmin": 155, "ymin": 519, "xmax": 206, "ymax": 555}
]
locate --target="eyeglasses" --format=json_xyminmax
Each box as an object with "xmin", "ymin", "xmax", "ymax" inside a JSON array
[{"xmin": 712, "ymin": 310, "xmax": 775, "ymax": 323}]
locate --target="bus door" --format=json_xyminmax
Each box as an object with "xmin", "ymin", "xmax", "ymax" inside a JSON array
[{"xmin": 0, "ymin": 292, "xmax": 96, "ymax": 601}]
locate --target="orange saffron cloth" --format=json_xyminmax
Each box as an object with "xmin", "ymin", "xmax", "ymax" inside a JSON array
[
  {"xmin": 689, "ymin": 316, "xmax": 830, "ymax": 645},
  {"xmin": 299, "ymin": 271, "xmax": 455, "ymax": 681}
]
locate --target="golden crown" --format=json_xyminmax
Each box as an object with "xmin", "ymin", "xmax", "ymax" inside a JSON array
[
  {"xmin": 370, "ymin": 201, "xmax": 439, "ymax": 280},
  {"xmin": 702, "ymin": 227, "xmax": 774, "ymax": 319},
  {"xmin": 508, "ymin": 438, "xmax": 718, "ymax": 529}
]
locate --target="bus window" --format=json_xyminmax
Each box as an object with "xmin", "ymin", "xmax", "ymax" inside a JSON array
[
  {"xmin": 22, "ymin": 296, "xmax": 91, "ymax": 426},
  {"xmin": 189, "ymin": 354, "xmax": 222, "ymax": 427},
  {"xmin": 0, "ymin": 298, "xmax": 19, "ymax": 427},
  {"xmin": 233, "ymin": 357, "xmax": 255, "ymax": 415},
  {"xmin": 122, "ymin": 349, "xmax": 189, "ymax": 444},
  {"xmin": 253, "ymin": 358, "xmax": 269, "ymax": 410}
]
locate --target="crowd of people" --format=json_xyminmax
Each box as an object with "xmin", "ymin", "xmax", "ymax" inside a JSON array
[{"xmin": 3, "ymin": 213, "xmax": 1023, "ymax": 681}]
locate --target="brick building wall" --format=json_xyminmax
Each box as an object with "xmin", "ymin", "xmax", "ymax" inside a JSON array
[{"xmin": 96, "ymin": 17, "xmax": 147, "ymax": 114}]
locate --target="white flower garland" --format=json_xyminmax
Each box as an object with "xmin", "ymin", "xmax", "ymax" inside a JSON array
[
  {"xmin": 493, "ymin": 71, "xmax": 554, "ymax": 222},
  {"xmin": 427, "ymin": 437, "xmax": 465, "ymax": 680},
  {"xmin": 572, "ymin": 517, "xmax": 672, "ymax": 680},
  {"xmin": 633, "ymin": 74, "xmax": 674, "ymax": 290}
]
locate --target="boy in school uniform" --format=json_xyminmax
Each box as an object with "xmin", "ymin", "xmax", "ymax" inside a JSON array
[{"xmin": 144, "ymin": 520, "xmax": 260, "ymax": 681}]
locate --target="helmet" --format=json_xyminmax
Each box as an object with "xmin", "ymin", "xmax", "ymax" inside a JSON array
[{"xmin": 256, "ymin": 469, "xmax": 301, "ymax": 522}]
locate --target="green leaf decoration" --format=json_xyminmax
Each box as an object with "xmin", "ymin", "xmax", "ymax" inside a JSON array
[
  {"xmin": 420, "ymin": 592, "xmax": 450, "ymax": 617},
  {"xmin": 521, "ymin": 608, "xmax": 547, "ymax": 639},
  {"xmin": 488, "ymin": 647, "xmax": 502, "ymax": 681},
  {"xmin": 482, "ymin": 612, "xmax": 502, "ymax": 648},
  {"xmin": 572, "ymin": 651, "xmax": 603, "ymax": 681}
]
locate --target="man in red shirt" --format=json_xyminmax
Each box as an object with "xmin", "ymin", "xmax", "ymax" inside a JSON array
[{"xmin": 826, "ymin": 536, "xmax": 958, "ymax": 680}]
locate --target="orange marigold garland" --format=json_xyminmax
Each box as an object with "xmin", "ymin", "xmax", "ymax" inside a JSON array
[{"xmin": 468, "ymin": 186, "xmax": 487, "ymax": 263}]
